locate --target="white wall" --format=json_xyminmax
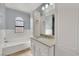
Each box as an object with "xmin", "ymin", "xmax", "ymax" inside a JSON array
[
  {"xmin": 33, "ymin": 11, "xmax": 41, "ymax": 37},
  {"xmin": 5, "ymin": 8, "xmax": 30, "ymax": 30},
  {"xmin": 55, "ymin": 3, "xmax": 79, "ymax": 56},
  {"xmin": 5, "ymin": 30, "xmax": 32, "ymax": 43},
  {"xmin": 0, "ymin": 4, "xmax": 5, "ymax": 56},
  {"xmin": 5, "ymin": 7, "xmax": 31, "ymax": 44}
]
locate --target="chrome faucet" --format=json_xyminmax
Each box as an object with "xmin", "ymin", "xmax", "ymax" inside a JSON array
[{"xmin": 4, "ymin": 37, "xmax": 8, "ymax": 43}]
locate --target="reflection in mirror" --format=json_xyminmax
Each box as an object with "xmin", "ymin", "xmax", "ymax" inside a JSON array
[{"xmin": 45, "ymin": 15, "xmax": 55, "ymax": 36}]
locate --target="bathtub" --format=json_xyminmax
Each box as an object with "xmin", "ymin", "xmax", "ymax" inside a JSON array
[
  {"xmin": 2, "ymin": 30, "xmax": 32, "ymax": 56},
  {"xmin": 2, "ymin": 41, "xmax": 31, "ymax": 56}
]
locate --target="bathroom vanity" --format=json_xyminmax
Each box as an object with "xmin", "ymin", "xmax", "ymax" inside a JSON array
[
  {"xmin": 32, "ymin": 3, "xmax": 55, "ymax": 56},
  {"xmin": 31, "ymin": 36, "xmax": 55, "ymax": 56}
]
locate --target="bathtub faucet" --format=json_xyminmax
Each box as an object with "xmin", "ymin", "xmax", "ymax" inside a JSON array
[{"xmin": 4, "ymin": 37, "xmax": 8, "ymax": 43}]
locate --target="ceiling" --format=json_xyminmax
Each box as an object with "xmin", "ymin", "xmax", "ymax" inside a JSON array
[{"xmin": 5, "ymin": 3, "xmax": 42, "ymax": 14}]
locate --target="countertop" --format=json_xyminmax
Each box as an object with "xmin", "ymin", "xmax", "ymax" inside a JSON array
[{"xmin": 31, "ymin": 36, "xmax": 55, "ymax": 47}]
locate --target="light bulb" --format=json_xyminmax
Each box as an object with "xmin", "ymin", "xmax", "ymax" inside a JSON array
[
  {"xmin": 42, "ymin": 6, "xmax": 45, "ymax": 11},
  {"xmin": 45, "ymin": 4, "xmax": 49, "ymax": 8},
  {"xmin": 49, "ymin": 3, "xmax": 53, "ymax": 5}
]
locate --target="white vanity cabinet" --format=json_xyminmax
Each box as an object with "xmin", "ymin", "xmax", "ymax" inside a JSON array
[
  {"xmin": 32, "ymin": 4, "xmax": 55, "ymax": 56},
  {"xmin": 31, "ymin": 38, "xmax": 55, "ymax": 56}
]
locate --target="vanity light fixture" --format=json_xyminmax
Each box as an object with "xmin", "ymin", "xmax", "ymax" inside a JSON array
[
  {"xmin": 42, "ymin": 6, "xmax": 45, "ymax": 11},
  {"xmin": 49, "ymin": 3, "xmax": 53, "ymax": 5},
  {"xmin": 45, "ymin": 4, "xmax": 49, "ymax": 8},
  {"xmin": 49, "ymin": 3, "xmax": 55, "ymax": 9}
]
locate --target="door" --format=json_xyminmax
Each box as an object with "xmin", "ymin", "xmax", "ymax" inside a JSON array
[
  {"xmin": 55, "ymin": 4, "xmax": 78, "ymax": 56},
  {"xmin": 77, "ymin": 8, "xmax": 79, "ymax": 54}
]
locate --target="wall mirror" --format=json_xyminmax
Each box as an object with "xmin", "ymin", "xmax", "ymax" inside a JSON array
[
  {"xmin": 44, "ymin": 14, "xmax": 55, "ymax": 36},
  {"xmin": 40, "ymin": 3, "xmax": 55, "ymax": 36}
]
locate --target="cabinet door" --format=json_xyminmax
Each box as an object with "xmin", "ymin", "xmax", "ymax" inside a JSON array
[
  {"xmin": 35, "ymin": 44, "xmax": 40, "ymax": 56},
  {"xmin": 31, "ymin": 39, "xmax": 49, "ymax": 56},
  {"xmin": 31, "ymin": 39, "xmax": 37, "ymax": 56},
  {"xmin": 31, "ymin": 39, "xmax": 54, "ymax": 56},
  {"xmin": 40, "ymin": 47, "xmax": 48, "ymax": 56},
  {"xmin": 31, "ymin": 39, "xmax": 40, "ymax": 56},
  {"xmin": 38, "ymin": 42, "xmax": 49, "ymax": 56},
  {"xmin": 31, "ymin": 39, "xmax": 35, "ymax": 56},
  {"xmin": 48, "ymin": 46, "xmax": 54, "ymax": 56}
]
